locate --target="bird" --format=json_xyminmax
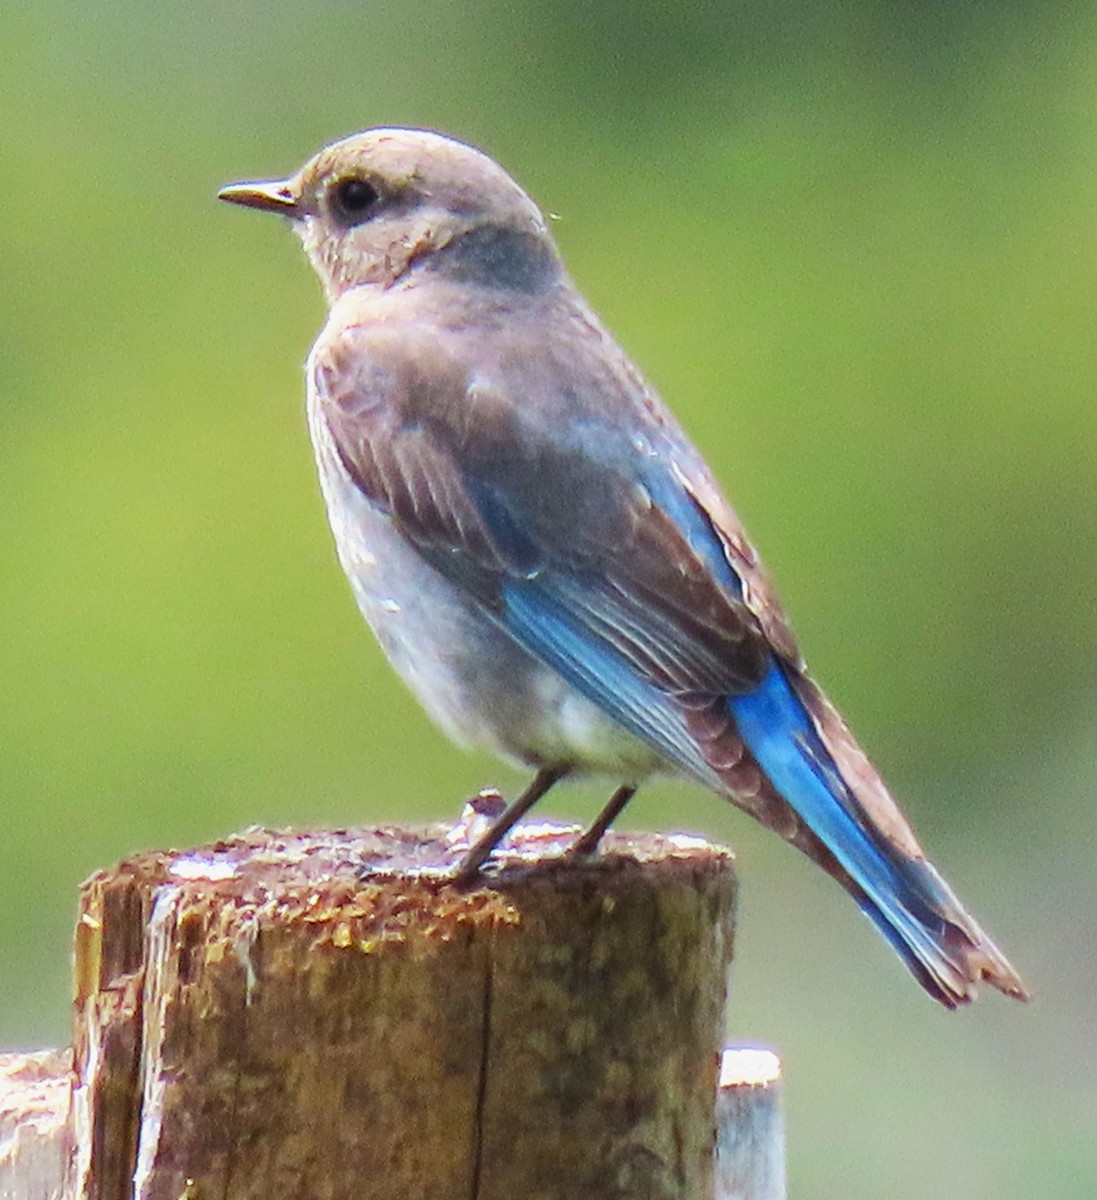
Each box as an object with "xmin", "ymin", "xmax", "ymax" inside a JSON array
[{"xmin": 219, "ymin": 127, "xmax": 1028, "ymax": 1007}]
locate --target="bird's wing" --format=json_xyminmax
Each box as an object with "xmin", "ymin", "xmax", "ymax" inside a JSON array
[
  {"xmin": 309, "ymin": 319, "xmax": 795, "ymax": 788},
  {"xmin": 311, "ymin": 321, "xmax": 785, "ymax": 699}
]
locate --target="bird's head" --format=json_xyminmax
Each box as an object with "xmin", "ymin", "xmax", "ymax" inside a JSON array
[{"xmin": 219, "ymin": 128, "xmax": 554, "ymax": 301}]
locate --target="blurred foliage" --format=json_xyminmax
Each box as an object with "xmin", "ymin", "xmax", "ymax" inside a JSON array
[{"xmin": 1, "ymin": 3, "xmax": 1095, "ymax": 1196}]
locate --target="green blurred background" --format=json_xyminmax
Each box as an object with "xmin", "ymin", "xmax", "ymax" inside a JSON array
[{"xmin": 2, "ymin": 2, "xmax": 1095, "ymax": 1194}]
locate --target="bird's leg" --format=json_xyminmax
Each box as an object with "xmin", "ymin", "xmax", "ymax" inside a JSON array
[
  {"xmin": 452, "ymin": 764, "xmax": 571, "ymax": 881},
  {"xmin": 568, "ymin": 784, "xmax": 638, "ymax": 858}
]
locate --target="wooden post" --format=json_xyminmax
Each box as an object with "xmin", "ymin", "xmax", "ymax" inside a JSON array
[
  {"xmin": 63, "ymin": 819, "xmax": 737, "ymax": 1200},
  {"xmin": 0, "ymin": 1049, "xmax": 72, "ymax": 1198},
  {"xmin": 714, "ymin": 1048, "xmax": 786, "ymax": 1200}
]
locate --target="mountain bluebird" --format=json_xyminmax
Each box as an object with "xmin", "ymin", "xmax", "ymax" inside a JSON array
[{"xmin": 220, "ymin": 129, "xmax": 1027, "ymax": 1006}]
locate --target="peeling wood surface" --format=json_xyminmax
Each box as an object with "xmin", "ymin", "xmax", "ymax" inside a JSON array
[{"xmin": 64, "ymin": 821, "xmax": 736, "ymax": 1200}]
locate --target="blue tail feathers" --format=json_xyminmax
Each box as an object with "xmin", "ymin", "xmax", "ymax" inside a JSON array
[{"xmin": 728, "ymin": 657, "xmax": 1013, "ymax": 1005}]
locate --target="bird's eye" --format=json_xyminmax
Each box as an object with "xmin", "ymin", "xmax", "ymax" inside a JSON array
[{"xmin": 330, "ymin": 177, "xmax": 380, "ymax": 224}]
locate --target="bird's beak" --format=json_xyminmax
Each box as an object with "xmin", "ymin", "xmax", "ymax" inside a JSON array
[{"xmin": 217, "ymin": 179, "xmax": 298, "ymax": 216}]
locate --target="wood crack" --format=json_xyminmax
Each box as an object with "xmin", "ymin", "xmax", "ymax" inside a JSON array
[{"xmin": 469, "ymin": 926, "xmax": 495, "ymax": 1200}]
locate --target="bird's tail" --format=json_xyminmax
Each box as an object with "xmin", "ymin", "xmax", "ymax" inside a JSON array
[{"xmin": 709, "ymin": 659, "xmax": 1029, "ymax": 1007}]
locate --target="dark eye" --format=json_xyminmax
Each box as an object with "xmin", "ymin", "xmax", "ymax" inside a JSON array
[{"xmin": 330, "ymin": 177, "xmax": 380, "ymax": 224}]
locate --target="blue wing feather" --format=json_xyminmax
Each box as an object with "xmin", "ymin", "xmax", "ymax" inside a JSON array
[
  {"xmin": 502, "ymin": 582, "xmax": 720, "ymax": 786},
  {"xmin": 639, "ymin": 461, "xmax": 745, "ymax": 600}
]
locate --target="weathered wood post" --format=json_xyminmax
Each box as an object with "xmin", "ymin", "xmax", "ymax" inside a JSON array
[
  {"xmin": 74, "ymin": 820, "xmax": 735, "ymax": 1199},
  {"xmin": 1, "ymin": 814, "xmax": 788, "ymax": 1198},
  {"xmin": 0, "ymin": 1048, "xmax": 72, "ymax": 1197},
  {"xmin": 714, "ymin": 1048, "xmax": 786, "ymax": 1200}
]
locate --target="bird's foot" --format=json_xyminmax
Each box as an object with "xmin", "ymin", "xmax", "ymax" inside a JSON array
[{"xmin": 449, "ymin": 765, "xmax": 571, "ymax": 885}]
